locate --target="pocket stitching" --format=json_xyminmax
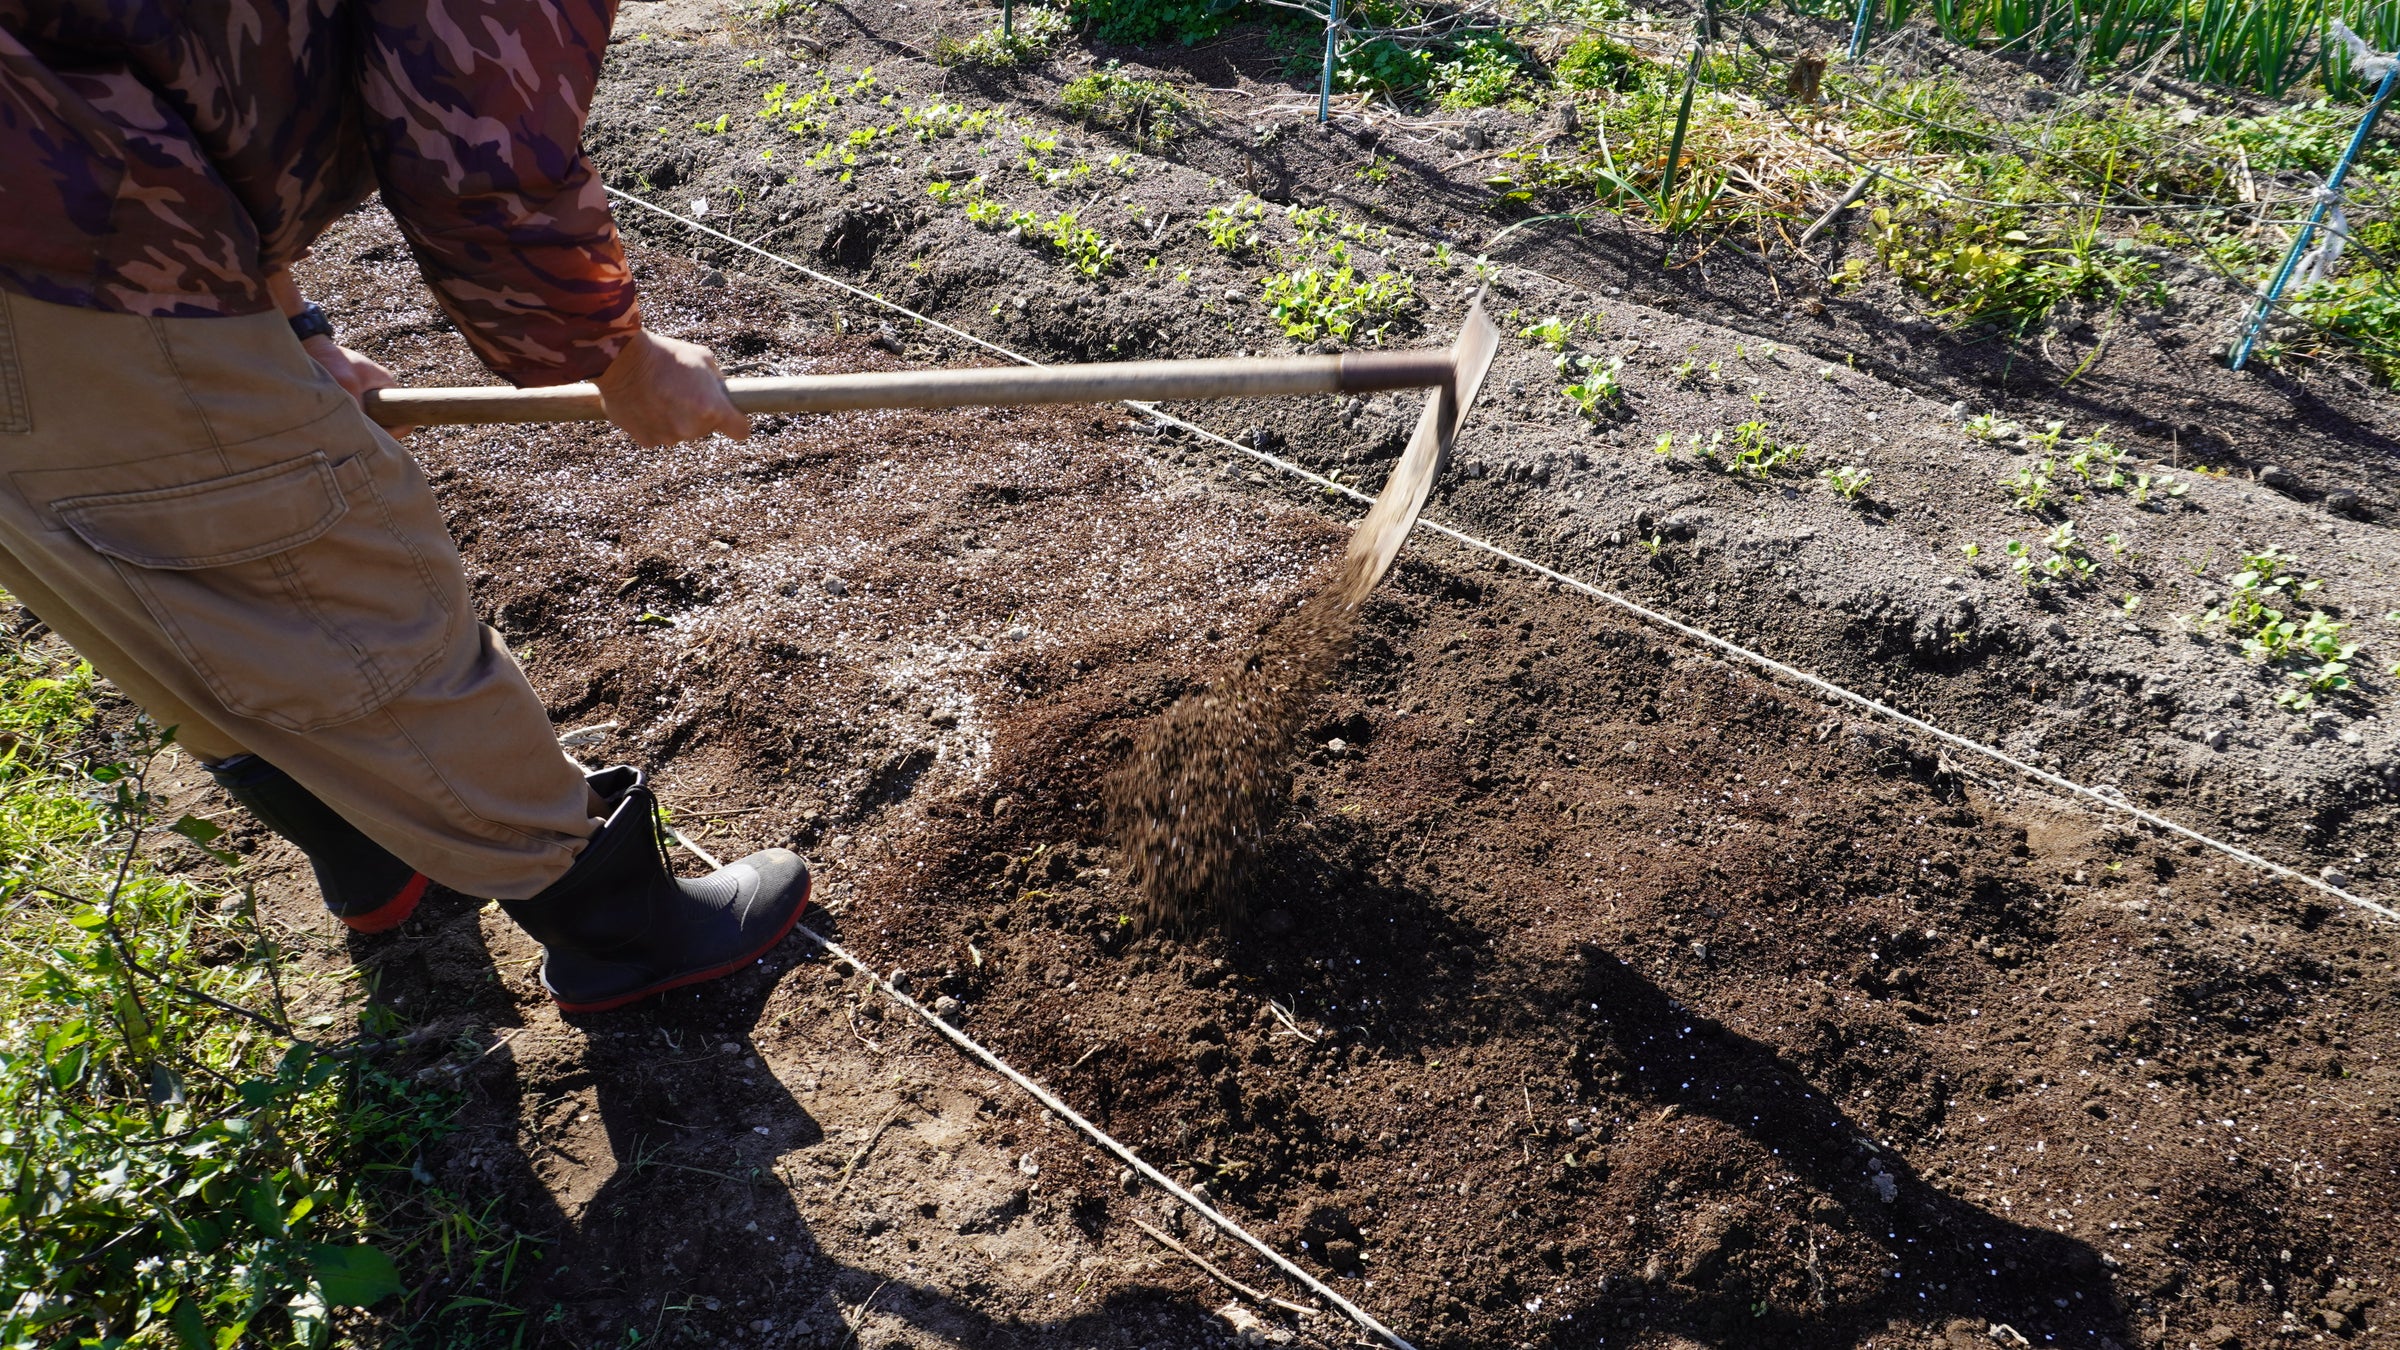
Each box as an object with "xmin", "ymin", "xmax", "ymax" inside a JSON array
[
  {"xmin": 114, "ymin": 565, "xmax": 254, "ymax": 726},
  {"xmin": 265, "ymin": 548, "xmax": 390, "ymax": 718},
  {"xmin": 0, "ymin": 296, "xmax": 31, "ymax": 435},
  {"xmin": 55, "ymin": 454, "xmax": 347, "ymax": 569},
  {"xmin": 108, "ymin": 550, "xmax": 383, "ymax": 732},
  {"xmin": 330, "ymin": 453, "xmax": 454, "ymax": 705},
  {"xmin": 82, "ymin": 448, "xmax": 449, "ymax": 733},
  {"xmin": 356, "ymin": 456, "xmax": 457, "ymax": 636}
]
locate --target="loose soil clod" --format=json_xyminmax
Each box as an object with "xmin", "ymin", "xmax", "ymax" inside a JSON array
[{"xmin": 1108, "ymin": 564, "xmax": 1364, "ymax": 929}]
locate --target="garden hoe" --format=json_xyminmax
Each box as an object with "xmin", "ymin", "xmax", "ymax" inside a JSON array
[{"xmin": 363, "ymin": 298, "xmax": 1499, "ymax": 604}]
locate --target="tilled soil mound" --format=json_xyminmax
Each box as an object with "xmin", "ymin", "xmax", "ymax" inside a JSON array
[{"xmin": 286, "ymin": 207, "xmax": 2397, "ymax": 1350}]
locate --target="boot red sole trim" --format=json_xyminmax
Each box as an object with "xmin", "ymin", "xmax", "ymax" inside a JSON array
[
  {"xmin": 338, "ymin": 872, "xmax": 431, "ymax": 934},
  {"xmin": 548, "ymin": 874, "xmax": 814, "ymax": 1015}
]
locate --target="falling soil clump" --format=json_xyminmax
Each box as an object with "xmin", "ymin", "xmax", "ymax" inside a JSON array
[{"xmin": 1108, "ymin": 565, "xmax": 1363, "ymax": 929}]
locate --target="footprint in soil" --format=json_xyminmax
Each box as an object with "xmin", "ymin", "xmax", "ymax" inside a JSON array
[{"xmin": 347, "ymin": 903, "xmax": 1224, "ymax": 1345}]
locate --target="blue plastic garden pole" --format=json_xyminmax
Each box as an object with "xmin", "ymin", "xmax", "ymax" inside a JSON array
[
  {"xmin": 2231, "ymin": 60, "xmax": 2400, "ymax": 370},
  {"xmin": 1318, "ymin": 0, "xmax": 1340, "ymax": 123},
  {"xmin": 1847, "ymin": 0, "xmax": 1875, "ymax": 59}
]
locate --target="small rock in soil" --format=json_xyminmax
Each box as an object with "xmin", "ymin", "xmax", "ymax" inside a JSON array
[{"xmin": 2258, "ymin": 464, "xmax": 2299, "ymax": 491}]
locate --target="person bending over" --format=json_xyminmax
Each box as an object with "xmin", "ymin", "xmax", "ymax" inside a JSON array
[{"xmin": 0, "ymin": 0, "xmax": 807, "ymax": 1012}]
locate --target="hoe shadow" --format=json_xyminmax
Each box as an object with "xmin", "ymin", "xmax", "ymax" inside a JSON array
[
  {"xmin": 1226, "ymin": 826, "xmax": 1497, "ymax": 1043},
  {"xmin": 1544, "ymin": 947, "xmax": 2136, "ymax": 1350}
]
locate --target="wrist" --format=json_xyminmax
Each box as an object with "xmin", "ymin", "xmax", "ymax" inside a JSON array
[
  {"xmin": 287, "ymin": 301, "xmax": 336, "ymax": 345},
  {"xmin": 594, "ymin": 330, "xmax": 654, "ymax": 390}
]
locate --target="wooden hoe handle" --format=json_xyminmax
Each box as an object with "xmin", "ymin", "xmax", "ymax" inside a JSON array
[{"xmin": 361, "ymin": 349, "xmax": 1458, "ymax": 428}]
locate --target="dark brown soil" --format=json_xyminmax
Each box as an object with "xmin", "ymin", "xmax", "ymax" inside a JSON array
[{"xmin": 266, "ymin": 202, "xmax": 2400, "ymax": 1350}]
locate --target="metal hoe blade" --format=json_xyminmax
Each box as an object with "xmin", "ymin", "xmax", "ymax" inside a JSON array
[{"xmin": 1336, "ymin": 295, "xmax": 1499, "ymax": 607}]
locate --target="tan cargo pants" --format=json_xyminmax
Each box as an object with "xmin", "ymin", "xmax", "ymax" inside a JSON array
[{"xmin": 0, "ymin": 291, "xmax": 595, "ymax": 899}]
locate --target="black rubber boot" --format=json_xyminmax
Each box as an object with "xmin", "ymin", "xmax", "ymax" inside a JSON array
[
  {"xmin": 206, "ymin": 755, "xmax": 430, "ymax": 932},
  {"xmin": 499, "ymin": 769, "xmax": 811, "ymax": 1013}
]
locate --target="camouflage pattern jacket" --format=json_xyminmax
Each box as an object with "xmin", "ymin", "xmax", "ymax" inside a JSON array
[{"xmin": 0, "ymin": 0, "xmax": 638, "ymax": 385}]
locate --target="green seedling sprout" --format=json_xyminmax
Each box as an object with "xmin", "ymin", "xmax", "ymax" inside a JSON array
[
  {"xmin": 1520, "ymin": 316, "xmax": 1575, "ymax": 352},
  {"xmin": 2002, "ymin": 540, "xmax": 2049, "ymax": 591},
  {"xmin": 1820, "ymin": 464, "xmax": 1873, "ymax": 501},
  {"xmin": 1562, "ymin": 357, "xmax": 1625, "ymax": 421}
]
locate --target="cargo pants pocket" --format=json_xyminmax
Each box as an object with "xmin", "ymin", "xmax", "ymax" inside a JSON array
[{"xmin": 54, "ymin": 448, "xmax": 456, "ymax": 733}]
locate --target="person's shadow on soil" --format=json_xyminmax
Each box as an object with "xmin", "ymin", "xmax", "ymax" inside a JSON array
[
  {"xmin": 334, "ymin": 894, "xmax": 841, "ymax": 1342},
  {"xmin": 352, "ymin": 906, "xmax": 1241, "ymax": 1347},
  {"xmin": 1213, "ymin": 835, "xmax": 2134, "ymax": 1350},
  {"xmin": 1554, "ymin": 946, "xmax": 2137, "ymax": 1350},
  {"xmin": 342, "ymin": 898, "xmax": 849, "ymax": 1343}
]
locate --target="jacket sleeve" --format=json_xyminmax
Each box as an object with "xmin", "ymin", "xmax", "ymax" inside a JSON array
[{"xmin": 356, "ymin": 0, "xmax": 639, "ymax": 386}]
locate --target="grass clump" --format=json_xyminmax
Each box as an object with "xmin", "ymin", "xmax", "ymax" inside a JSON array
[
  {"xmin": 1062, "ymin": 62, "xmax": 1187, "ymax": 145},
  {"xmin": 1067, "ymin": 0, "xmax": 1236, "ymax": 44},
  {"xmin": 1468, "ymin": 26, "xmax": 2400, "ymax": 386},
  {"xmin": 1871, "ymin": 204, "xmax": 2164, "ymax": 336},
  {"xmin": 1554, "ymin": 34, "xmax": 1642, "ymax": 91},
  {"xmin": 2275, "ymin": 273, "xmax": 2400, "ymax": 385},
  {"xmin": 1432, "ymin": 34, "xmax": 1537, "ymax": 110},
  {"xmin": 1337, "ymin": 39, "xmax": 1434, "ymax": 98},
  {"xmin": 744, "ymin": 0, "xmax": 812, "ymax": 28},
  {"xmin": 939, "ymin": 6, "xmax": 1072, "ymax": 67}
]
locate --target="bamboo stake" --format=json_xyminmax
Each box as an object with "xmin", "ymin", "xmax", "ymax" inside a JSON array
[{"xmin": 1799, "ymin": 171, "xmax": 1877, "ymax": 245}]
